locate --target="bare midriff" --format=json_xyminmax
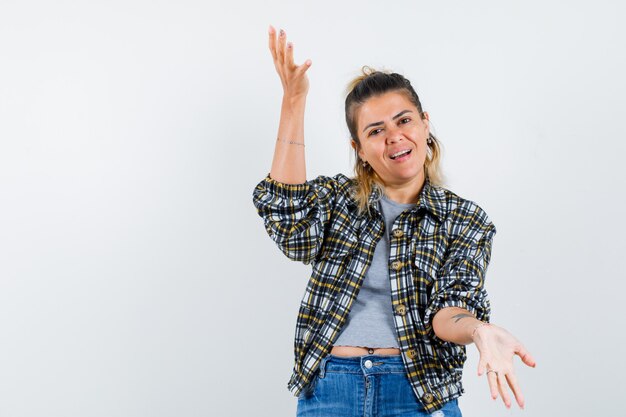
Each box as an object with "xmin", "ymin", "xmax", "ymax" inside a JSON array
[{"xmin": 330, "ymin": 346, "xmax": 401, "ymax": 357}]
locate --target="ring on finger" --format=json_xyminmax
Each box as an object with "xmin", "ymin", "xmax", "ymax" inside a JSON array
[{"xmin": 486, "ymin": 369, "xmax": 498, "ymax": 376}]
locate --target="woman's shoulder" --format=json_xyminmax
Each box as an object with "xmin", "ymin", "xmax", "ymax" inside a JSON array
[{"xmin": 429, "ymin": 182, "xmax": 493, "ymax": 225}]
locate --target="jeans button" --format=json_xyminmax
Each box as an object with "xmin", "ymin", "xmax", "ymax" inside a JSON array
[{"xmin": 364, "ymin": 360, "xmax": 373, "ymax": 369}]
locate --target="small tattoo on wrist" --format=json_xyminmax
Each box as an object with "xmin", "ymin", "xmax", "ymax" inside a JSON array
[{"xmin": 277, "ymin": 137, "xmax": 305, "ymax": 147}]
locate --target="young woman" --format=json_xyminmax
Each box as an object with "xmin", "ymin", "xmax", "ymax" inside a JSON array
[{"xmin": 253, "ymin": 26, "xmax": 536, "ymax": 417}]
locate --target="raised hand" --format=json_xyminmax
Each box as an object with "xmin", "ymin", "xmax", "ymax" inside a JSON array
[
  {"xmin": 473, "ymin": 323, "xmax": 537, "ymax": 409},
  {"xmin": 268, "ymin": 25, "xmax": 312, "ymax": 100}
]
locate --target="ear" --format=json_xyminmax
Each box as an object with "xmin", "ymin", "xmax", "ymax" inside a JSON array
[
  {"xmin": 421, "ymin": 111, "xmax": 430, "ymax": 134},
  {"xmin": 351, "ymin": 139, "xmax": 365, "ymax": 161}
]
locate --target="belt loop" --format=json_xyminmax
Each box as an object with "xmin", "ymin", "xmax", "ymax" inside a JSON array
[{"xmin": 318, "ymin": 355, "xmax": 331, "ymax": 379}]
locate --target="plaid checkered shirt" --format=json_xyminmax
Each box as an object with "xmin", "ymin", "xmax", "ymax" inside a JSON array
[{"xmin": 252, "ymin": 173, "xmax": 496, "ymax": 413}]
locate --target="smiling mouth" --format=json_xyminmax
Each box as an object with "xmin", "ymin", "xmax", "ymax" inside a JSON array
[{"xmin": 390, "ymin": 149, "xmax": 412, "ymax": 160}]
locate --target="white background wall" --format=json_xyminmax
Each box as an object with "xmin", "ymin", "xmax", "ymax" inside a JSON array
[{"xmin": 1, "ymin": 1, "xmax": 624, "ymax": 416}]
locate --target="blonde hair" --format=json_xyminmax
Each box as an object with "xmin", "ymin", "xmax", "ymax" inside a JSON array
[{"xmin": 345, "ymin": 66, "xmax": 445, "ymax": 214}]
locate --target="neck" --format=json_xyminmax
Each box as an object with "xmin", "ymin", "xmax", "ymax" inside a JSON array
[{"xmin": 383, "ymin": 172, "xmax": 426, "ymax": 204}]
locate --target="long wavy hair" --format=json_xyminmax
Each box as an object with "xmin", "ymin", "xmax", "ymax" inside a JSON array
[{"xmin": 345, "ymin": 67, "xmax": 445, "ymax": 214}]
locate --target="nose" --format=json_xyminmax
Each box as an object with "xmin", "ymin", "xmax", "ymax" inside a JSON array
[{"xmin": 386, "ymin": 124, "xmax": 404, "ymax": 143}]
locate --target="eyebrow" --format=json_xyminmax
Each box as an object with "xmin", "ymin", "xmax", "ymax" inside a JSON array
[{"xmin": 362, "ymin": 110, "xmax": 413, "ymax": 133}]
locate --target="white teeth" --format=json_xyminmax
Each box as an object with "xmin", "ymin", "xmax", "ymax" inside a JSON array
[{"xmin": 390, "ymin": 149, "xmax": 411, "ymax": 159}]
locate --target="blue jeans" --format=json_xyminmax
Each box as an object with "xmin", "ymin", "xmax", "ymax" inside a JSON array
[{"xmin": 296, "ymin": 354, "xmax": 462, "ymax": 417}]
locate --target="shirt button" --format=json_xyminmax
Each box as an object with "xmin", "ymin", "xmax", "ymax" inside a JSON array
[
  {"xmin": 392, "ymin": 228, "xmax": 404, "ymax": 238},
  {"xmin": 391, "ymin": 260, "xmax": 403, "ymax": 271},
  {"xmin": 422, "ymin": 392, "xmax": 434, "ymax": 404},
  {"xmin": 407, "ymin": 349, "xmax": 417, "ymax": 359},
  {"xmin": 364, "ymin": 360, "xmax": 373, "ymax": 369},
  {"xmin": 395, "ymin": 304, "xmax": 407, "ymax": 315}
]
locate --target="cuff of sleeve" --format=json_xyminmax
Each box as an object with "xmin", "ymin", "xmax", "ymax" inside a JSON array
[
  {"xmin": 434, "ymin": 298, "xmax": 491, "ymax": 324},
  {"xmin": 261, "ymin": 173, "xmax": 310, "ymax": 198}
]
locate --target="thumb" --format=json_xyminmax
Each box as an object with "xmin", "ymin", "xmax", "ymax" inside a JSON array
[
  {"xmin": 516, "ymin": 345, "xmax": 536, "ymax": 368},
  {"xmin": 297, "ymin": 59, "xmax": 312, "ymax": 74}
]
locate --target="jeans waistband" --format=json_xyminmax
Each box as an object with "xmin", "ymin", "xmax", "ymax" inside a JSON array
[{"xmin": 318, "ymin": 354, "xmax": 405, "ymax": 378}]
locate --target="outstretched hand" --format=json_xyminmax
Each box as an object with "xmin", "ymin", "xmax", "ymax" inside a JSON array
[
  {"xmin": 268, "ymin": 25, "xmax": 312, "ymax": 100},
  {"xmin": 472, "ymin": 324, "xmax": 536, "ymax": 409}
]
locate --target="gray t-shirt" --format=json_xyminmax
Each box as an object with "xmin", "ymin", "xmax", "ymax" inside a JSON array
[{"xmin": 333, "ymin": 195, "xmax": 415, "ymax": 348}]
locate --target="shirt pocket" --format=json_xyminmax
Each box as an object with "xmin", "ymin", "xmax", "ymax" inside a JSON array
[
  {"xmin": 412, "ymin": 245, "xmax": 444, "ymax": 306},
  {"xmin": 313, "ymin": 229, "xmax": 358, "ymax": 292},
  {"xmin": 317, "ymin": 225, "xmax": 358, "ymax": 260}
]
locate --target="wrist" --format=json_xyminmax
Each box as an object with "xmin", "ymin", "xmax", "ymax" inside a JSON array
[
  {"xmin": 470, "ymin": 322, "xmax": 492, "ymax": 342},
  {"xmin": 282, "ymin": 93, "xmax": 308, "ymax": 106}
]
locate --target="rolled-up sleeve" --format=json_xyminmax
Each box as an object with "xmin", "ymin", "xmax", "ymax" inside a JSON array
[
  {"xmin": 424, "ymin": 204, "xmax": 497, "ymax": 327},
  {"xmin": 252, "ymin": 174, "xmax": 338, "ymax": 265}
]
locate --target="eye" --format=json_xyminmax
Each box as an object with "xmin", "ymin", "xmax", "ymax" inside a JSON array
[
  {"xmin": 400, "ymin": 117, "xmax": 411, "ymax": 124},
  {"xmin": 368, "ymin": 128, "xmax": 383, "ymax": 137}
]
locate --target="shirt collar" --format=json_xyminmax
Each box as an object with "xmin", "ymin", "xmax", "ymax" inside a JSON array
[
  {"xmin": 415, "ymin": 176, "xmax": 447, "ymax": 222},
  {"xmin": 367, "ymin": 176, "xmax": 447, "ymax": 222}
]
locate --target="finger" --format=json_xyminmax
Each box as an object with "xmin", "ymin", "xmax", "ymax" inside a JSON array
[
  {"xmin": 277, "ymin": 28, "xmax": 286, "ymax": 63},
  {"xmin": 268, "ymin": 25, "xmax": 277, "ymax": 61},
  {"xmin": 286, "ymin": 41, "xmax": 295, "ymax": 68},
  {"xmin": 486, "ymin": 371, "xmax": 499, "ymax": 401},
  {"xmin": 497, "ymin": 372, "xmax": 511, "ymax": 409},
  {"xmin": 516, "ymin": 345, "xmax": 537, "ymax": 368},
  {"xmin": 477, "ymin": 363, "xmax": 485, "ymax": 376},
  {"xmin": 505, "ymin": 372, "xmax": 525, "ymax": 409},
  {"xmin": 477, "ymin": 358, "xmax": 487, "ymax": 376},
  {"xmin": 296, "ymin": 59, "xmax": 312, "ymax": 75}
]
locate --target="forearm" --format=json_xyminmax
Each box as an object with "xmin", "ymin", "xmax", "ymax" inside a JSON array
[
  {"xmin": 432, "ymin": 306, "xmax": 487, "ymax": 345},
  {"xmin": 269, "ymin": 95, "xmax": 307, "ymax": 184}
]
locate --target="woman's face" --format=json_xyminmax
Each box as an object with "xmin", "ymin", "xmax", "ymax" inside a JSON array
[{"xmin": 354, "ymin": 91, "xmax": 430, "ymax": 188}]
